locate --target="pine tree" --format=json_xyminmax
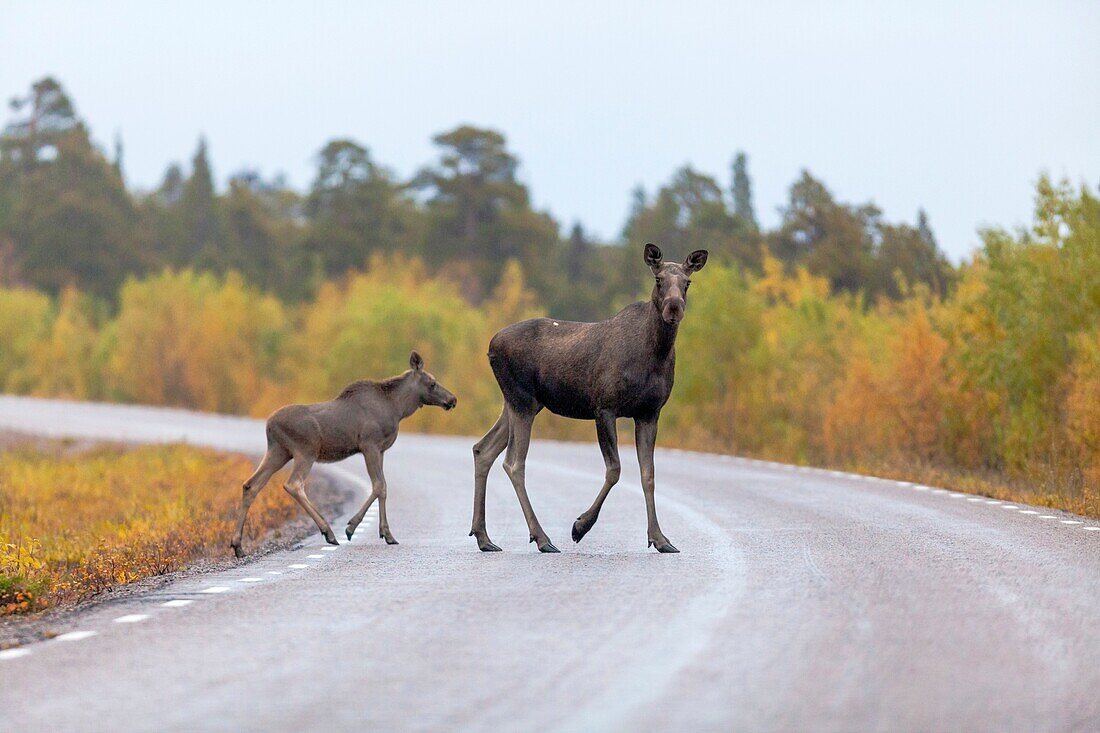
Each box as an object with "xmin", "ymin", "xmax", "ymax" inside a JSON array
[
  {"xmin": 180, "ymin": 137, "xmax": 222, "ymax": 267},
  {"xmin": 731, "ymin": 151, "xmax": 757, "ymax": 230}
]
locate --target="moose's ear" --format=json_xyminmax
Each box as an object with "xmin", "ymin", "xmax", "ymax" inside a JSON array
[
  {"xmin": 643, "ymin": 243, "xmax": 663, "ymax": 271},
  {"xmin": 684, "ymin": 249, "xmax": 709, "ymax": 273},
  {"xmin": 409, "ymin": 351, "xmax": 424, "ymax": 372}
]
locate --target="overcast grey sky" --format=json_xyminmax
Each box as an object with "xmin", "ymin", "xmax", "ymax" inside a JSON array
[{"xmin": 3, "ymin": 1, "xmax": 1098, "ymax": 260}]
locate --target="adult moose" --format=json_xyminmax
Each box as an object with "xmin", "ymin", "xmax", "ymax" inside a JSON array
[
  {"xmin": 231, "ymin": 352, "xmax": 457, "ymax": 558},
  {"xmin": 470, "ymin": 243, "xmax": 708, "ymax": 553}
]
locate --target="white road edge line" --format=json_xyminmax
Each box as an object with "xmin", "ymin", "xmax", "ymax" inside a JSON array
[
  {"xmin": 238, "ymin": 577, "xmax": 263, "ymax": 582},
  {"xmin": 288, "ymin": 563, "xmax": 308, "ymax": 569},
  {"xmin": 1084, "ymin": 527, "xmax": 1100, "ymax": 531},
  {"xmin": 55, "ymin": 630, "xmax": 97, "ymax": 642},
  {"xmin": 200, "ymin": 586, "xmax": 231, "ymax": 594},
  {"xmin": 114, "ymin": 614, "xmax": 150, "ymax": 624},
  {"xmin": 1061, "ymin": 520, "xmax": 1083, "ymax": 525},
  {"xmin": 161, "ymin": 599, "xmax": 192, "ymax": 607},
  {"xmin": 0, "ymin": 648, "xmax": 31, "ymax": 660}
]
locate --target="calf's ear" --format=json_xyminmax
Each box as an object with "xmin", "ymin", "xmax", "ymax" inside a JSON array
[
  {"xmin": 409, "ymin": 351, "xmax": 424, "ymax": 372},
  {"xmin": 684, "ymin": 249, "xmax": 709, "ymax": 273},
  {"xmin": 643, "ymin": 243, "xmax": 664, "ymax": 272}
]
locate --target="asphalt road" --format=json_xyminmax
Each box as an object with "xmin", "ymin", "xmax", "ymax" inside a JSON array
[{"xmin": 1, "ymin": 396, "xmax": 1098, "ymax": 732}]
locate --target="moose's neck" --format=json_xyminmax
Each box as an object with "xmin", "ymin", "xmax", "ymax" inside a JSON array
[
  {"xmin": 646, "ymin": 301, "xmax": 679, "ymax": 361},
  {"xmin": 393, "ymin": 378, "xmax": 423, "ymax": 420}
]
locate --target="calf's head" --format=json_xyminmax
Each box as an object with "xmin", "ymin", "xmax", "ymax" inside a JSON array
[
  {"xmin": 644, "ymin": 243, "xmax": 708, "ymax": 325},
  {"xmin": 407, "ymin": 351, "xmax": 457, "ymax": 410}
]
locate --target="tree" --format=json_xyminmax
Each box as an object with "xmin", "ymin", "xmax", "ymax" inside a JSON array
[
  {"xmin": 304, "ymin": 139, "xmax": 414, "ymax": 277},
  {"xmin": 771, "ymin": 171, "xmax": 877, "ymax": 295},
  {"xmin": 731, "ymin": 151, "xmax": 757, "ymax": 231},
  {"xmin": 1, "ymin": 78, "xmax": 147, "ymax": 298},
  {"xmin": 414, "ymin": 125, "xmax": 559, "ymax": 301},
  {"xmin": 1, "ymin": 77, "xmax": 79, "ymax": 171},
  {"xmin": 624, "ymin": 165, "xmax": 758, "ymax": 268},
  {"xmin": 874, "ymin": 213, "xmax": 953, "ymax": 298},
  {"xmin": 179, "ymin": 138, "xmax": 223, "ymax": 269}
]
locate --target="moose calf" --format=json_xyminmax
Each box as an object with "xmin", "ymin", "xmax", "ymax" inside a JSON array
[{"xmin": 231, "ymin": 351, "xmax": 457, "ymax": 558}]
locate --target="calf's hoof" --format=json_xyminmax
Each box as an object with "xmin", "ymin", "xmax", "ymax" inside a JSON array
[
  {"xmin": 572, "ymin": 516, "xmax": 594, "ymax": 543},
  {"xmin": 531, "ymin": 535, "xmax": 560, "ymax": 553},
  {"xmin": 384, "ymin": 535, "xmax": 399, "ymax": 545},
  {"xmin": 323, "ymin": 530, "xmax": 340, "ymax": 546},
  {"xmin": 648, "ymin": 538, "xmax": 680, "ymax": 553},
  {"xmin": 345, "ymin": 527, "xmax": 354, "ymax": 541}
]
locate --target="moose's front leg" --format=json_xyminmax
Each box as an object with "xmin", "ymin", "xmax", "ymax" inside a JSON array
[
  {"xmin": 365, "ymin": 447, "xmax": 398, "ymax": 545},
  {"xmin": 635, "ymin": 417, "xmax": 678, "ymax": 553}
]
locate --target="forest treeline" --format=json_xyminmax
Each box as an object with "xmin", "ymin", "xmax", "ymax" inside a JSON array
[
  {"xmin": 1, "ymin": 77, "xmax": 1098, "ymax": 508},
  {"xmin": 0, "ymin": 78, "xmax": 951, "ymax": 315}
]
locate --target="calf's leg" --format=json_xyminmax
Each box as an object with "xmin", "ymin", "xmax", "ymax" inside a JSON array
[
  {"xmin": 367, "ymin": 449, "xmax": 398, "ymax": 545},
  {"xmin": 572, "ymin": 411, "xmax": 620, "ymax": 543},
  {"xmin": 283, "ymin": 455, "xmax": 339, "ymax": 546},
  {"xmin": 231, "ymin": 445, "xmax": 290, "ymax": 558},
  {"xmin": 635, "ymin": 417, "xmax": 678, "ymax": 553},
  {"xmin": 346, "ymin": 447, "xmax": 382, "ymax": 540},
  {"xmin": 502, "ymin": 406, "xmax": 558, "ymax": 553},
  {"xmin": 470, "ymin": 408, "xmax": 509, "ymax": 551}
]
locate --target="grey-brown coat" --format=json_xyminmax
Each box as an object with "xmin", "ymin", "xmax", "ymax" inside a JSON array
[{"xmin": 231, "ymin": 352, "xmax": 457, "ymax": 558}]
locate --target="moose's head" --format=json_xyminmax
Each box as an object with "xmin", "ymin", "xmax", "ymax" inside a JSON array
[
  {"xmin": 644, "ymin": 243, "xmax": 708, "ymax": 325},
  {"xmin": 407, "ymin": 351, "xmax": 457, "ymax": 410}
]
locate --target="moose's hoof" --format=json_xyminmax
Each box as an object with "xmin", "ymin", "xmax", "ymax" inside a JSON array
[
  {"xmin": 323, "ymin": 531, "xmax": 340, "ymax": 546},
  {"xmin": 471, "ymin": 529, "xmax": 502, "ymax": 552},
  {"xmin": 345, "ymin": 527, "xmax": 354, "ymax": 541},
  {"xmin": 384, "ymin": 536, "xmax": 399, "ymax": 545},
  {"xmin": 648, "ymin": 538, "xmax": 680, "ymax": 553},
  {"xmin": 534, "ymin": 538, "xmax": 561, "ymax": 553},
  {"xmin": 572, "ymin": 517, "xmax": 593, "ymax": 543}
]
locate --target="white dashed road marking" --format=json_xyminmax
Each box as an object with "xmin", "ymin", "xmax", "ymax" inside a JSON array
[
  {"xmin": 1061, "ymin": 520, "xmax": 1083, "ymax": 525},
  {"xmin": 267, "ymin": 571, "xmax": 282, "ymax": 575},
  {"xmin": 238, "ymin": 577, "xmax": 263, "ymax": 583},
  {"xmin": 200, "ymin": 586, "xmax": 231, "ymax": 594},
  {"xmin": 1039, "ymin": 516, "xmax": 1057, "ymax": 520},
  {"xmin": 161, "ymin": 600, "xmax": 192, "ymax": 608},
  {"xmin": 114, "ymin": 614, "xmax": 149, "ymax": 624},
  {"xmin": 307, "ymin": 554, "xmax": 325, "ymax": 559},
  {"xmin": 288, "ymin": 563, "xmax": 309, "ymax": 569},
  {"xmin": 55, "ymin": 630, "xmax": 97, "ymax": 642},
  {"xmin": 322, "ymin": 547, "xmax": 339, "ymax": 552},
  {"xmin": 1084, "ymin": 527, "xmax": 1100, "ymax": 532},
  {"xmin": 1019, "ymin": 510, "xmax": 1040, "ymax": 515}
]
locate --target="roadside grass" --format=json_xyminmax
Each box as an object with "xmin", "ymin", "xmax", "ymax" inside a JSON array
[
  {"xmin": 821, "ymin": 456, "xmax": 1100, "ymax": 521},
  {"xmin": 0, "ymin": 443, "xmax": 297, "ymax": 615}
]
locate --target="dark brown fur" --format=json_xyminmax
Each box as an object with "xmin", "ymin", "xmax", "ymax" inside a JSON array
[{"xmin": 470, "ymin": 243, "xmax": 708, "ymax": 553}]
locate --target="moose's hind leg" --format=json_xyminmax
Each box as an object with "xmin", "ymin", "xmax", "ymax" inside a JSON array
[
  {"xmin": 283, "ymin": 455, "xmax": 339, "ymax": 546},
  {"xmin": 470, "ymin": 409, "xmax": 509, "ymax": 552},
  {"xmin": 231, "ymin": 446, "xmax": 290, "ymax": 558}
]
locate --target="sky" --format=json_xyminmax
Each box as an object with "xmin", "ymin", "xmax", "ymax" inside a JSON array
[{"xmin": 2, "ymin": 1, "xmax": 1098, "ymax": 261}]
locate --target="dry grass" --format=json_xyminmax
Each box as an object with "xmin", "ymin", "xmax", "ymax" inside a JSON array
[
  {"xmin": 0, "ymin": 443, "xmax": 299, "ymax": 615},
  {"xmin": 821, "ymin": 456, "xmax": 1100, "ymax": 521}
]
